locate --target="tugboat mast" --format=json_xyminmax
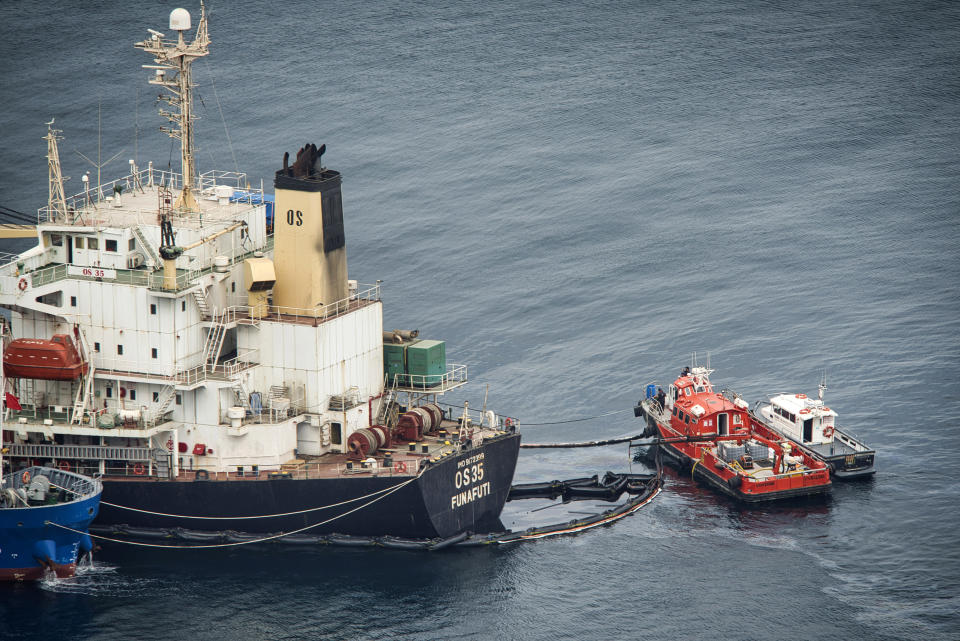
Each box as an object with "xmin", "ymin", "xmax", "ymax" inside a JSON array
[{"xmin": 135, "ymin": 3, "xmax": 209, "ymax": 212}]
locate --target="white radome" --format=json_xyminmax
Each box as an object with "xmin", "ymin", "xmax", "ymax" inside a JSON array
[{"xmin": 169, "ymin": 8, "xmax": 191, "ymax": 31}]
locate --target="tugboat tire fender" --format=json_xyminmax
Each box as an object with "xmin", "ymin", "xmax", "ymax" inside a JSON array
[
  {"xmin": 195, "ymin": 469, "xmax": 210, "ymax": 481},
  {"xmin": 727, "ymin": 476, "xmax": 742, "ymax": 490}
]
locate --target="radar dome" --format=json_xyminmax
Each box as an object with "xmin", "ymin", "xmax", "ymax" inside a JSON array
[{"xmin": 169, "ymin": 8, "xmax": 191, "ymax": 31}]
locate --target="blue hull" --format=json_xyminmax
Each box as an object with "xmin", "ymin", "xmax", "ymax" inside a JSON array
[{"xmin": 0, "ymin": 467, "xmax": 102, "ymax": 581}]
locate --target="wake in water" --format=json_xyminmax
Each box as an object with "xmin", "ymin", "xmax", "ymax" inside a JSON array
[{"xmin": 38, "ymin": 556, "xmax": 145, "ymax": 595}]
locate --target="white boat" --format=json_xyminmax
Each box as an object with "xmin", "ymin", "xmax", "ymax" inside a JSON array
[{"xmin": 753, "ymin": 382, "xmax": 875, "ymax": 480}]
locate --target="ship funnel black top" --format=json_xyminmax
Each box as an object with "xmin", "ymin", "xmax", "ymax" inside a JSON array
[{"xmin": 275, "ymin": 142, "xmax": 339, "ymax": 190}]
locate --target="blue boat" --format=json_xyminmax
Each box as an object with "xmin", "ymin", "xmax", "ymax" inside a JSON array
[{"xmin": 0, "ymin": 466, "xmax": 102, "ymax": 581}]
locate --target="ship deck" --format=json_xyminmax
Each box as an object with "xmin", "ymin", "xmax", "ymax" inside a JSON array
[{"xmin": 104, "ymin": 418, "xmax": 513, "ymax": 483}]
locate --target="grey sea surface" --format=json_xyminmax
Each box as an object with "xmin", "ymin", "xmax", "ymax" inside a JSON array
[{"xmin": 0, "ymin": 1, "xmax": 958, "ymax": 639}]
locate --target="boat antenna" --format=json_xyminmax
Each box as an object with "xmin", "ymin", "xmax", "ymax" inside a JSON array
[
  {"xmin": 136, "ymin": 2, "xmax": 210, "ymax": 212},
  {"xmin": 818, "ymin": 371, "xmax": 827, "ymax": 401}
]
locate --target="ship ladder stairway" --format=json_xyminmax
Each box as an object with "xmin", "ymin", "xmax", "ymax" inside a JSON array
[
  {"xmin": 150, "ymin": 385, "xmax": 177, "ymax": 425},
  {"xmin": 192, "ymin": 288, "xmax": 211, "ymax": 320},
  {"xmin": 233, "ymin": 378, "xmax": 252, "ymax": 413},
  {"xmin": 201, "ymin": 310, "xmax": 228, "ymax": 373},
  {"xmin": 70, "ymin": 327, "xmax": 96, "ymax": 425},
  {"xmin": 375, "ymin": 374, "xmax": 401, "ymax": 429},
  {"xmin": 133, "ymin": 225, "xmax": 161, "ymax": 269}
]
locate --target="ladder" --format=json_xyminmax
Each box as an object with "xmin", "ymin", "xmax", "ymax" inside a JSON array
[
  {"xmin": 192, "ymin": 288, "xmax": 211, "ymax": 320},
  {"xmin": 233, "ymin": 378, "xmax": 252, "ymax": 411},
  {"xmin": 132, "ymin": 225, "xmax": 161, "ymax": 269},
  {"xmin": 201, "ymin": 310, "xmax": 227, "ymax": 372},
  {"xmin": 375, "ymin": 374, "xmax": 400, "ymax": 428},
  {"xmin": 151, "ymin": 385, "xmax": 177, "ymax": 424},
  {"xmin": 70, "ymin": 328, "xmax": 95, "ymax": 425}
]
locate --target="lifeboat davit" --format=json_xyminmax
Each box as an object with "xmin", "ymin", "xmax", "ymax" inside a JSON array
[{"xmin": 3, "ymin": 335, "xmax": 88, "ymax": 381}]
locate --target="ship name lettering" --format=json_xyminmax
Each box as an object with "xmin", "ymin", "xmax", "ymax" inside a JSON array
[
  {"xmin": 450, "ymin": 481, "xmax": 491, "ymax": 510},
  {"xmin": 454, "ymin": 462, "xmax": 484, "ymax": 489}
]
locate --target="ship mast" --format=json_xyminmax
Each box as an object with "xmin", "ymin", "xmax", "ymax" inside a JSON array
[
  {"xmin": 135, "ymin": 3, "xmax": 210, "ymax": 212},
  {"xmin": 44, "ymin": 120, "xmax": 69, "ymax": 223}
]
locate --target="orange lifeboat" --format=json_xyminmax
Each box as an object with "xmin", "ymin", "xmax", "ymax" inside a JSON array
[{"xmin": 3, "ymin": 335, "xmax": 88, "ymax": 381}]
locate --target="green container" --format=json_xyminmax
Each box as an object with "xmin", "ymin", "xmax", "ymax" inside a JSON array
[
  {"xmin": 406, "ymin": 340, "xmax": 446, "ymax": 387},
  {"xmin": 383, "ymin": 340, "xmax": 414, "ymax": 384}
]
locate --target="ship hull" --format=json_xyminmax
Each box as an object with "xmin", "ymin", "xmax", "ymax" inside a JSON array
[
  {"xmin": 97, "ymin": 433, "xmax": 520, "ymax": 540},
  {"xmin": 0, "ymin": 468, "xmax": 101, "ymax": 581}
]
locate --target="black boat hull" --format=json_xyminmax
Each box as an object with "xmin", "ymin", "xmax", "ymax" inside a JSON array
[{"xmin": 97, "ymin": 433, "xmax": 520, "ymax": 539}]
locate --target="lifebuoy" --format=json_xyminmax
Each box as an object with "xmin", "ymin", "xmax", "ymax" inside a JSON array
[
  {"xmin": 58, "ymin": 461, "xmax": 71, "ymax": 472},
  {"xmin": 133, "ymin": 462, "xmax": 146, "ymax": 476},
  {"xmin": 795, "ymin": 394, "xmax": 807, "ymax": 399},
  {"xmin": 21, "ymin": 470, "xmax": 31, "ymax": 484},
  {"xmin": 17, "ymin": 278, "xmax": 27, "ymax": 291},
  {"xmin": 166, "ymin": 439, "xmax": 174, "ymax": 451},
  {"xmin": 821, "ymin": 407, "xmax": 831, "ymax": 412},
  {"xmin": 823, "ymin": 425, "xmax": 835, "ymax": 438},
  {"xmin": 799, "ymin": 408, "xmax": 811, "ymax": 414},
  {"xmin": 504, "ymin": 417, "xmax": 513, "ymax": 428},
  {"xmin": 394, "ymin": 461, "xmax": 407, "ymax": 474},
  {"xmin": 119, "ymin": 387, "xmax": 127, "ymax": 399}
]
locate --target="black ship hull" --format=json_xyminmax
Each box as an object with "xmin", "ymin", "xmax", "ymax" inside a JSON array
[{"xmin": 96, "ymin": 433, "xmax": 520, "ymax": 540}]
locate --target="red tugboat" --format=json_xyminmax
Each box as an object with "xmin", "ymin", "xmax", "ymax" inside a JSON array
[{"xmin": 636, "ymin": 365, "xmax": 831, "ymax": 502}]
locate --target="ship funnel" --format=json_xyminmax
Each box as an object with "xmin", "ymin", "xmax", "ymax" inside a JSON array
[{"xmin": 272, "ymin": 143, "xmax": 348, "ymax": 312}]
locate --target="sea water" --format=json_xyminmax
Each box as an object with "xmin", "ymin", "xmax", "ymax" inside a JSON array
[{"xmin": 0, "ymin": 1, "xmax": 958, "ymax": 639}]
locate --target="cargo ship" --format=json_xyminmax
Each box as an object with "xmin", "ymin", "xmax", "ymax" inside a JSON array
[
  {"xmin": 752, "ymin": 381, "xmax": 876, "ymax": 480},
  {"xmin": 0, "ymin": 5, "xmax": 520, "ymax": 543},
  {"xmin": 635, "ymin": 365, "xmax": 831, "ymax": 502}
]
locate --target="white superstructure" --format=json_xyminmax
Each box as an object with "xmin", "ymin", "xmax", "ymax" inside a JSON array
[{"xmin": 0, "ymin": 6, "xmax": 399, "ymax": 481}]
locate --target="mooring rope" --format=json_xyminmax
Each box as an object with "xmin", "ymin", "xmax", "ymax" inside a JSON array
[
  {"xmin": 519, "ymin": 407, "xmax": 633, "ymax": 426},
  {"xmin": 45, "ymin": 474, "xmax": 420, "ymax": 549},
  {"xmin": 52, "ymin": 476, "xmax": 414, "ymax": 520}
]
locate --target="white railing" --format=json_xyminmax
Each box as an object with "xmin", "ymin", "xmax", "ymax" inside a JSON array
[
  {"xmin": 221, "ymin": 282, "xmax": 381, "ymax": 324},
  {"xmin": 392, "ymin": 363, "xmax": 468, "ymax": 392}
]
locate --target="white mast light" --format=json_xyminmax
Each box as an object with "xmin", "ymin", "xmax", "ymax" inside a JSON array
[{"xmin": 170, "ymin": 8, "xmax": 191, "ymax": 31}]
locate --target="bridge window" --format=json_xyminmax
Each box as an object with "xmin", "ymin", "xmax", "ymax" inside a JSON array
[
  {"xmin": 51, "ymin": 234, "xmax": 63, "ymax": 247},
  {"xmin": 733, "ymin": 414, "xmax": 742, "ymax": 425},
  {"xmin": 129, "ymin": 390, "xmax": 137, "ymax": 401},
  {"xmin": 129, "ymin": 238, "xmax": 136, "ymax": 251},
  {"xmin": 75, "ymin": 237, "xmax": 85, "ymax": 249},
  {"xmin": 150, "ymin": 304, "xmax": 157, "ymax": 315},
  {"xmin": 151, "ymin": 348, "xmax": 158, "ymax": 359},
  {"xmin": 117, "ymin": 344, "xmax": 124, "ymax": 355},
  {"xmin": 153, "ymin": 392, "xmax": 159, "ymax": 402},
  {"xmin": 106, "ymin": 387, "xmax": 113, "ymax": 398},
  {"xmin": 70, "ymin": 296, "xmax": 77, "ymax": 307},
  {"xmin": 105, "ymin": 239, "xmax": 118, "ymax": 252},
  {"xmin": 88, "ymin": 238, "xmax": 98, "ymax": 250},
  {"xmin": 94, "ymin": 342, "xmax": 100, "ymax": 352},
  {"xmin": 176, "ymin": 394, "xmax": 182, "ymax": 405}
]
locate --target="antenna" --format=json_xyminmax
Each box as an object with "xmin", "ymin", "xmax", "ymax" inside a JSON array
[
  {"xmin": 818, "ymin": 371, "xmax": 827, "ymax": 401},
  {"xmin": 135, "ymin": 3, "xmax": 210, "ymax": 212},
  {"xmin": 74, "ymin": 101, "xmax": 125, "ymax": 204}
]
